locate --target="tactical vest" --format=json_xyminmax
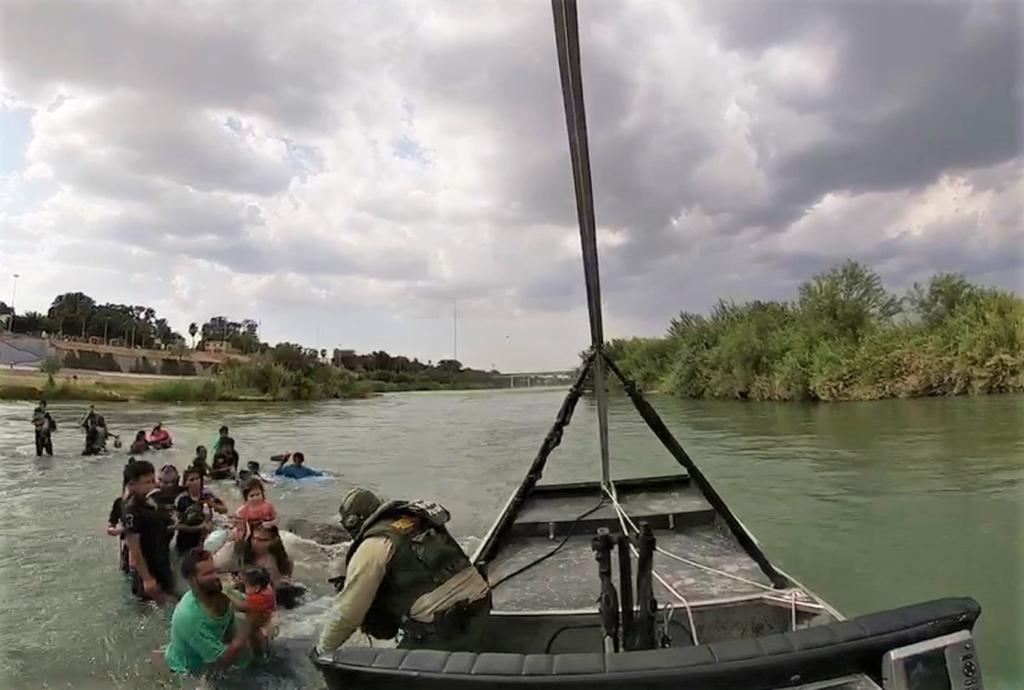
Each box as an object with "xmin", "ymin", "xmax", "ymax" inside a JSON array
[{"xmin": 347, "ymin": 501, "xmax": 471, "ymax": 639}]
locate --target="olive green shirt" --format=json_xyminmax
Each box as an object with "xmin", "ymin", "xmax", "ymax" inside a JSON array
[{"xmin": 318, "ymin": 535, "xmax": 489, "ymax": 651}]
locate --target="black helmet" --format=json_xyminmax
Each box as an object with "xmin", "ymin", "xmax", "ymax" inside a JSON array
[{"xmin": 338, "ymin": 487, "xmax": 382, "ymax": 536}]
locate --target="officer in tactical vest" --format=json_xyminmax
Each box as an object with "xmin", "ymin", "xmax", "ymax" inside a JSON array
[{"xmin": 316, "ymin": 488, "xmax": 491, "ymax": 653}]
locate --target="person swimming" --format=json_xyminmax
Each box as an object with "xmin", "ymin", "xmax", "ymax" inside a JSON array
[
  {"xmin": 149, "ymin": 423, "xmax": 173, "ymax": 450},
  {"xmin": 271, "ymin": 452, "xmax": 323, "ymax": 479},
  {"xmin": 129, "ymin": 430, "xmax": 150, "ymax": 455}
]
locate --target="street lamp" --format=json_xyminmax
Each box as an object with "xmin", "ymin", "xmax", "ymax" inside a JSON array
[{"xmin": 9, "ymin": 273, "xmax": 19, "ymax": 331}]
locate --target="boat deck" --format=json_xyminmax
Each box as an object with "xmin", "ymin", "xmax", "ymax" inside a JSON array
[{"xmin": 481, "ymin": 474, "xmax": 779, "ymax": 612}]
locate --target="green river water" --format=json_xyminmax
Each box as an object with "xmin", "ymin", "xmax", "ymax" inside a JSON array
[{"xmin": 0, "ymin": 390, "xmax": 1020, "ymax": 689}]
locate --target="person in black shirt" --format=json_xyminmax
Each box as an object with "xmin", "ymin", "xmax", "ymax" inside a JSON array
[
  {"xmin": 123, "ymin": 460, "xmax": 175, "ymax": 602},
  {"xmin": 210, "ymin": 438, "xmax": 240, "ymax": 480},
  {"xmin": 153, "ymin": 464, "xmax": 181, "ymax": 512},
  {"xmin": 191, "ymin": 445, "xmax": 210, "ymax": 478},
  {"xmin": 106, "ymin": 461, "xmax": 134, "ymax": 572},
  {"xmin": 173, "ymin": 467, "xmax": 226, "ymax": 555},
  {"xmin": 32, "ymin": 400, "xmax": 57, "ymax": 456}
]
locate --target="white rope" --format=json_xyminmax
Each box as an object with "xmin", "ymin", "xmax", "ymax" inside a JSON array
[
  {"xmin": 790, "ymin": 590, "xmax": 798, "ymax": 631},
  {"xmin": 612, "ymin": 499, "xmax": 778, "ymax": 593},
  {"xmin": 603, "ymin": 484, "xmax": 826, "ymax": 634},
  {"xmin": 605, "ymin": 484, "xmax": 699, "ymax": 645}
]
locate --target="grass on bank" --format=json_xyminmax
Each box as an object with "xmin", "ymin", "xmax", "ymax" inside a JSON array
[{"xmin": 0, "ymin": 381, "xmax": 130, "ymax": 402}]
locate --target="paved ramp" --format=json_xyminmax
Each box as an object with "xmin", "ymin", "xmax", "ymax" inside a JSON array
[{"xmin": 0, "ymin": 335, "xmax": 53, "ymax": 368}]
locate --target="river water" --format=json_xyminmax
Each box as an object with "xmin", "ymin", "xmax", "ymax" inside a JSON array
[{"xmin": 0, "ymin": 390, "xmax": 1020, "ymax": 689}]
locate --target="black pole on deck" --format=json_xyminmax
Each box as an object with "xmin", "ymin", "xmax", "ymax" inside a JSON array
[
  {"xmin": 634, "ymin": 522, "xmax": 658, "ymax": 650},
  {"xmin": 592, "ymin": 527, "xmax": 619, "ymax": 653},
  {"xmin": 617, "ymin": 534, "xmax": 635, "ymax": 651}
]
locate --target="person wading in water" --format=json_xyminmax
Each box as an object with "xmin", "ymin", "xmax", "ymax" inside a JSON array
[
  {"xmin": 162, "ymin": 548, "xmax": 252, "ymax": 676},
  {"xmin": 31, "ymin": 400, "xmax": 56, "ymax": 456}
]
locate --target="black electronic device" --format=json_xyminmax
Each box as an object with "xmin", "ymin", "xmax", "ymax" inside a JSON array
[{"xmin": 882, "ymin": 630, "xmax": 982, "ymax": 690}]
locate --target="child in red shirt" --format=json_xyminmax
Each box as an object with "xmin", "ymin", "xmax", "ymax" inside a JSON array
[
  {"xmin": 241, "ymin": 566, "xmax": 275, "ymax": 653},
  {"xmin": 235, "ymin": 478, "xmax": 278, "ymax": 528}
]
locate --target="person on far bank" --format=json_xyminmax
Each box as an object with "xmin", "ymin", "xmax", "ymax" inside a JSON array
[
  {"xmin": 272, "ymin": 451, "xmax": 323, "ymax": 479},
  {"xmin": 31, "ymin": 400, "xmax": 57, "ymax": 456},
  {"xmin": 123, "ymin": 459, "xmax": 175, "ymax": 603},
  {"xmin": 316, "ymin": 488, "xmax": 490, "ymax": 654},
  {"xmin": 162, "ymin": 548, "xmax": 252, "ymax": 676}
]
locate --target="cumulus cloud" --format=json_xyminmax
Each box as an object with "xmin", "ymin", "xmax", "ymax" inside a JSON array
[{"xmin": 0, "ymin": 0, "xmax": 1020, "ymax": 369}]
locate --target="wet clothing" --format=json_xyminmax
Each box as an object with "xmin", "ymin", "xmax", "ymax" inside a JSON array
[
  {"xmin": 174, "ymin": 491, "xmax": 216, "ymax": 554},
  {"xmin": 149, "ymin": 429, "xmax": 172, "ymax": 449},
  {"xmin": 318, "ymin": 501, "xmax": 490, "ymax": 651},
  {"xmin": 245, "ymin": 586, "xmax": 276, "ymax": 616},
  {"xmin": 83, "ymin": 424, "xmax": 111, "ymax": 456},
  {"xmin": 108, "ymin": 497, "xmax": 124, "ymax": 527},
  {"xmin": 235, "ymin": 501, "xmax": 278, "ymax": 527},
  {"xmin": 164, "ymin": 590, "xmax": 251, "ymax": 674},
  {"xmin": 274, "ymin": 463, "xmax": 323, "ymax": 479},
  {"xmin": 32, "ymin": 407, "xmax": 56, "ymax": 456},
  {"xmin": 129, "ymin": 439, "xmax": 149, "ymax": 454},
  {"xmin": 212, "ymin": 434, "xmax": 234, "ymax": 455},
  {"xmin": 211, "ymin": 449, "xmax": 239, "ymax": 479},
  {"xmin": 123, "ymin": 494, "xmax": 174, "ymax": 595},
  {"xmin": 153, "ymin": 485, "xmax": 180, "ymax": 513},
  {"xmin": 108, "ymin": 496, "xmax": 129, "ymax": 572},
  {"xmin": 34, "ymin": 429, "xmax": 53, "ymax": 456}
]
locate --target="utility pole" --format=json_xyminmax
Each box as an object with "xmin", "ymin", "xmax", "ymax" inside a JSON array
[{"xmin": 9, "ymin": 273, "xmax": 19, "ymax": 332}]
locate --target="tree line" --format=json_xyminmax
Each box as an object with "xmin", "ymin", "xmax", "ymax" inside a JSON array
[
  {"xmin": 1, "ymin": 291, "xmax": 504, "ymax": 386},
  {"xmin": 607, "ymin": 261, "xmax": 1023, "ymax": 402}
]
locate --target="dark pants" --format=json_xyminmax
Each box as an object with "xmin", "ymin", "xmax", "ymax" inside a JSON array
[
  {"xmin": 35, "ymin": 431, "xmax": 53, "ymax": 456},
  {"xmin": 129, "ymin": 562, "xmax": 175, "ymax": 599}
]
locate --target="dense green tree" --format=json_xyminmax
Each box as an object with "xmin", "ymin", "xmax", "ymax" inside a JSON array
[
  {"xmin": 48, "ymin": 292, "xmax": 96, "ymax": 335},
  {"xmin": 797, "ymin": 261, "xmax": 901, "ymax": 343},
  {"xmin": 611, "ymin": 261, "xmax": 1022, "ymax": 402}
]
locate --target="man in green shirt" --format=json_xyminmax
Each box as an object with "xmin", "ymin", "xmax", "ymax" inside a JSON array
[{"xmin": 164, "ymin": 548, "xmax": 252, "ymax": 675}]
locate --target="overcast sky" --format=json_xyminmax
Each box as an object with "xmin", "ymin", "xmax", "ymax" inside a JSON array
[{"xmin": 1, "ymin": 1, "xmax": 1021, "ymax": 371}]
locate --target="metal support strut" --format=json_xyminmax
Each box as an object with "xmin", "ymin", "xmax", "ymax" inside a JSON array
[{"xmin": 552, "ymin": 0, "xmax": 611, "ymax": 489}]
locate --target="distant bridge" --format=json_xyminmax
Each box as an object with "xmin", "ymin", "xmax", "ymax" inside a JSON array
[{"xmin": 494, "ymin": 369, "xmax": 576, "ymax": 388}]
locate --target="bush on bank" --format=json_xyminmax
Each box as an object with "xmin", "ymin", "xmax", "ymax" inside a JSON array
[{"xmin": 608, "ymin": 262, "xmax": 1024, "ymax": 402}]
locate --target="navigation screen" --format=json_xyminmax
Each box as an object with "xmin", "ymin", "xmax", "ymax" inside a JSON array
[{"xmin": 905, "ymin": 648, "xmax": 953, "ymax": 690}]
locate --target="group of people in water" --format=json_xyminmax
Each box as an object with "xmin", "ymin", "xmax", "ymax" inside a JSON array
[
  {"xmin": 29, "ymin": 397, "xmax": 492, "ymax": 681},
  {"xmin": 103, "ymin": 422, "xmax": 329, "ymax": 674},
  {"xmin": 32, "ymin": 400, "xmax": 157, "ymax": 457}
]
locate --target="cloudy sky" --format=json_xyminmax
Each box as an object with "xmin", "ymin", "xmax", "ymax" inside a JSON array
[{"xmin": 1, "ymin": 0, "xmax": 1021, "ymax": 371}]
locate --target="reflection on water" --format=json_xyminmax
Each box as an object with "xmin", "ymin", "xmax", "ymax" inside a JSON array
[{"xmin": 0, "ymin": 390, "xmax": 1020, "ymax": 688}]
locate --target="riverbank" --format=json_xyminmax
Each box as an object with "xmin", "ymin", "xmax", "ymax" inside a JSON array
[
  {"xmin": 0, "ymin": 366, "xmax": 511, "ymax": 402},
  {"xmin": 0, "ymin": 367, "xmax": 369, "ymax": 403},
  {"xmin": 0, "ymin": 368, "xmax": 172, "ymax": 402},
  {"xmin": 610, "ymin": 264, "xmax": 1023, "ymax": 402}
]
